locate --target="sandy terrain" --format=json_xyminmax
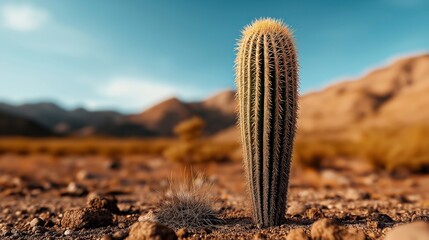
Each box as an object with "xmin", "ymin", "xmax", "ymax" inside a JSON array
[{"xmin": 1, "ymin": 154, "xmax": 428, "ymax": 239}]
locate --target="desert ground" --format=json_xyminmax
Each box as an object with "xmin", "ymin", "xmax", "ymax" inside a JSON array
[{"xmin": 1, "ymin": 151, "xmax": 429, "ymax": 240}]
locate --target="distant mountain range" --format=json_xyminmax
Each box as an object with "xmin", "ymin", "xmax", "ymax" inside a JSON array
[
  {"xmin": 1, "ymin": 53, "xmax": 429, "ymax": 138},
  {"xmin": 0, "ymin": 90, "xmax": 237, "ymax": 137}
]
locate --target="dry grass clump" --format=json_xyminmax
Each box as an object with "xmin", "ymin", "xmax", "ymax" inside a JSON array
[
  {"xmin": 292, "ymin": 124, "xmax": 429, "ymax": 173},
  {"xmin": 153, "ymin": 176, "xmax": 223, "ymax": 230},
  {"xmin": 293, "ymin": 137, "xmax": 355, "ymax": 168},
  {"xmin": 163, "ymin": 116, "xmax": 239, "ymax": 165},
  {"xmin": 360, "ymin": 125, "xmax": 429, "ymax": 173}
]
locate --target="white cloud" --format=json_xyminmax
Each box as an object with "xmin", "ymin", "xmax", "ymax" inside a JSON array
[
  {"xmin": 1, "ymin": 4, "xmax": 49, "ymax": 31},
  {"xmin": 99, "ymin": 76, "xmax": 202, "ymax": 111}
]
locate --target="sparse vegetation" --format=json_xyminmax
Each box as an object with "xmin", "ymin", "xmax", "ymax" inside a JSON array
[
  {"xmin": 292, "ymin": 125, "xmax": 429, "ymax": 173},
  {"xmin": 0, "ymin": 137, "xmax": 174, "ymax": 156},
  {"xmin": 163, "ymin": 117, "xmax": 238, "ymax": 165},
  {"xmin": 153, "ymin": 176, "xmax": 223, "ymax": 230},
  {"xmin": 360, "ymin": 125, "xmax": 429, "ymax": 173}
]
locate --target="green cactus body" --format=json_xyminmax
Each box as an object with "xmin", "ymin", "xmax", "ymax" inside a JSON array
[{"xmin": 235, "ymin": 18, "xmax": 299, "ymax": 228}]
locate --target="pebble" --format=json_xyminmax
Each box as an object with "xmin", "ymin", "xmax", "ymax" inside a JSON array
[
  {"xmin": 176, "ymin": 227, "xmax": 189, "ymax": 238},
  {"xmin": 87, "ymin": 193, "xmax": 120, "ymax": 214},
  {"xmin": 287, "ymin": 202, "xmax": 309, "ymax": 216},
  {"xmin": 286, "ymin": 228, "xmax": 308, "ymax": 240},
  {"xmin": 30, "ymin": 217, "xmax": 44, "ymax": 227},
  {"xmin": 127, "ymin": 221, "xmax": 177, "ymax": 240},
  {"xmin": 385, "ymin": 221, "xmax": 429, "ymax": 240},
  {"xmin": 64, "ymin": 229, "xmax": 74, "ymax": 236}
]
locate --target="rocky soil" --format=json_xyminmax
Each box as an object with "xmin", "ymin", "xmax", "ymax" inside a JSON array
[{"xmin": 1, "ymin": 154, "xmax": 429, "ymax": 239}]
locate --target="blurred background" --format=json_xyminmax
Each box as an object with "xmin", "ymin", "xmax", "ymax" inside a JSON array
[{"xmin": 1, "ymin": 0, "xmax": 429, "ymax": 177}]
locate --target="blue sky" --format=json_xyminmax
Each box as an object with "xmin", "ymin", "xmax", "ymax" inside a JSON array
[{"xmin": 1, "ymin": 0, "xmax": 429, "ymax": 112}]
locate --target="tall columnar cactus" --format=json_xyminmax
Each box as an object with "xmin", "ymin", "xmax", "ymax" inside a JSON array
[{"xmin": 235, "ymin": 18, "xmax": 299, "ymax": 228}]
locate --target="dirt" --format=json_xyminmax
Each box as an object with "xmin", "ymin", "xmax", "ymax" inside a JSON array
[{"xmin": 0, "ymin": 154, "xmax": 429, "ymax": 239}]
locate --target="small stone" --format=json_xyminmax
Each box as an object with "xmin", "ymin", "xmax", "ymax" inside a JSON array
[
  {"xmin": 32, "ymin": 226, "xmax": 45, "ymax": 234},
  {"xmin": 112, "ymin": 230, "xmax": 129, "ymax": 239},
  {"xmin": 176, "ymin": 227, "xmax": 189, "ymax": 238},
  {"xmin": 344, "ymin": 189, "xmax": 370, "ymax": 201},
  {"xmin": 0, "ymin": 224, "xmax": 12, "ymax": 237},
  {"xmin": 61, "ymin": 207, "xmax": 113, "ymax": 230},
  {"xmin": 100, "ymin": 235, "xmax": 113, "ymax": 240},
  {"xmin": 64, "ymin": 229, "xmax": 74, "ymax": 236},
  {"xmin": 385, "ymin": 221, "xmax": 429, "ymax": 240},
  {"xmin": 87, "ymin": 193, "xmax": 120, "ymax": 214},
  {"xmin": 287, "ymin": 228, "xmax": 309, "ymax": 240},
  {"xmin": 287, "ymin": 202, "xmax": 309, "ymax": 216},
  {"xmin": 106, "ymin": 158, "xmax": 122, "ymax": 170},
  {"xmin": 306, "ymin": 208, "xmax": 324, "ymax": 219},
  {"xmin": 127, "ymin": 221, "xmax": 177, "ymax": 240},
  {"xmin": 118, "ymin": 222, "xmax": 126, "ymax": 229},
  {"xmin": 30, "ymin": 217, "xmax": 44, "ymax": 227},
  {"xmin": 138, "ymin": 211, "xmax": 157, "ymax": 222},
  {"xmin": 253, "ymin": 232, "xmax": 267, "ymax": 240},
  {"xmin": 76, "ymin": 170, "xmax": 91, "ymax": 181},
  {"xmin": 311, "ymin": 218, "xmax": 341, "ymax": 240},
  {"xmin": 64, "ymin": 182, "xmax": 88, "ymax": 196}
]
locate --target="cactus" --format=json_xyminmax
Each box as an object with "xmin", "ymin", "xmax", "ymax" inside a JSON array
[{"xmin": 235, "ymin": 18, "xmax": 299, "ymax": 228}]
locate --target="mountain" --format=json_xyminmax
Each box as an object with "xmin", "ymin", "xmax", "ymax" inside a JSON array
[
  {"xmin": 215, "ymin": 53, "xmax": 429, "ymax": 141},
  {"xmin": 0, "ymin": 102, "xmax": 154, "ymax": 137},
  {"xmin": 0, "ymin": 111, "xmax": 52, "ymax": 137},
  {"xmin": 128, "ymin": 90, "xmax": 237, "ymax": 136},
  {"xmin": 299, "ymin": 53, "xmax": 429, "ymax": 138}
]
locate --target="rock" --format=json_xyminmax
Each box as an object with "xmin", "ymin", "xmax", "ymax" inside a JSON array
[
  {"xmin": 76, "ymin": 170, "xmax": 92, "ymax": 181},
  {"xmin": 385, "ymin": 221, "xmax": 429, "ymax": 240},
  {"xmin": 138, "ymin": 211, "xmax": 157, "ymax": 222},
  {"xmin": 287, "ymin": 202, "xmax": 309, "ymax": 216},
  {"xmin": 30, "ymin": 217, "xmax": 44, "ymax": 227},
  {"xmin": 87, "ymin": 193, "xmax": 120, "ymax": 214},
  {"xmin": 63, "ymin": 182, "xmax": 88, "ymax": 196},
  {"xmin": 106, "ymin": 158, "xmax": 122, "ymax": 170},
  {"xmin": 64, "ymin": 229, "xmax": 74, "ymax": 236},
  {"xmin": 176, "ymin": 227, "xmax": 189, "ymax": 238},
  {"xmin": 306, "ymin": 208, "xmax": 324, "ymax": 219},
  {"xmin": 100, "ymin": 235, "xmax": 113, "ymax": 240},
  {"xmin": 311, "ymin": 218, "xmax": 366, "ymax": 240},
  {"xmin": 127, "ymin": 221, "xmax": 177, "ymax": 240},
  {"xmin": 0, "ymin": 224, "xmax": 12, "ymax": 237},
  {"xmin": 112, "ymin": 230, "xmax": 129, "ymax": 239},
  {"xmin": 61, "ymin": 208, "xmax": 113, "ymax": 230},
  {"xmin": 253, "ymin": 232, "xmax": 267, "ymax": 240},
  {"xmin": 311, "ymin": 218, "xmax": 341, "ymax": 240},
  {"xmin": 287, "ymin": 228, "xmax": 309, "ymax": 240},
  {"xmin": 118, "ymin": 222, "xmax": 126, "ymax": 229},
  {"xmin": 344, "ymin": 189, "xmax": 370, "ymax": 201}
]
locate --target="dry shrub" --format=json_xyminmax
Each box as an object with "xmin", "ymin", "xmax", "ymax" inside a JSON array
[
  {"xmin": 164, "ymin": 117, "xmax": 239, "ymax": 165},
  {"xmin": 163, "ymin": 140, "xmax": 238, "ymax": 164},
  {"xmin": 174, "ymin": 116, "xmax": 204, "ymax": 141},
  {"xmin": 293, "ymin": 137, "xmax": 355, "ymax": 168},
  {"xmin": 360, "ymin": 125, "xmax": 429, "ymax": 172},
  {"xmin": 154, "ymin": 176, "xmax": 223, "ymax": 230}
]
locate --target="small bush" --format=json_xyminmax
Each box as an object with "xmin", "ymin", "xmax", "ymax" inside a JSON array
[
  {"xmin": 360, "ymin": 125, "xmax": 429, "ymax": 172},
  {"xmin": 153, "ymin": 176, "xmax": 223, "ymax": 230}
]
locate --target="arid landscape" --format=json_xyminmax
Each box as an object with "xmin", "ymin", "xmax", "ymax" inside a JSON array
[{"xmin": 1, "ymin": 54, "xmax": 429, "ymax": 239}]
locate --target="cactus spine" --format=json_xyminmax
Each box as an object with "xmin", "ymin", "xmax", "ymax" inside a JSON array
[{"xmin": 235, "ymin": 18, "xmax": 299, "ymax": 228}]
